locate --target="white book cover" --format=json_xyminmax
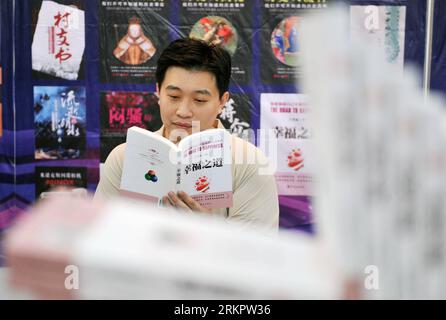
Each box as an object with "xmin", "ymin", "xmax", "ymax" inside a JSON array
[
  {"xmin": 31, "ymin": 1, "xmax": 85, "ymax": 80},
  {"xmin": 120, "ymin": 126, "xmax": 233, "ymax": 209},
  {"xmin": 260, "ymin": 93, "xmax": 313, "ymax": 196}
]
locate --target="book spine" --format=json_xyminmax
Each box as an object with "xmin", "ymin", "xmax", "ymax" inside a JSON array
[{"xmin": 175, "ymin": 150, "xmax": 181, "ymax": 192}]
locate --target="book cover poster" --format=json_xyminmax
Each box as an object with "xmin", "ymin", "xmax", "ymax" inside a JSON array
[
  {"xmin": 179, "ymin": 0, "xmax": 252, "ymax": 83},
  {"xmin": 260, "ymin": 93, "xmax": 312, "ymax": 196},
  {"xmin": 350, "ymin": 5, "xmax": 406, "ymax": 69},
  {"xmin": 260, "ymin": 0, "xmax": 328, "ymax": 84},
  {"xmin": 100, "ymin": 91, "xmax": 163, "ymax": 162},
  {"xmin": 31, "ymin": 0, "xmax": 85, "ymax": 81},
  {"xmin": 34, "ymin": 86, "xmax": 86, "ymax": 160},
  {"xmin": 99, "ymin": 0, "xmax": 170, "ymax": 83},
  {"xmin": 35, "ymin": 166, "xmax": 87, "ymax": 200},
  {"xmin": 218, "ymin": 94, "xmax": 252, "ymax": 141}
]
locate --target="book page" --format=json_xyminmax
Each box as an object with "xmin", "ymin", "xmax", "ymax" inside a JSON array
[
  {"xmin": 178, "ymin": 129, "xmax": 233, "ymax": 209},
  {"xmin": 120, "ymin": 126, "xmax": 178, "ymax": 204}
]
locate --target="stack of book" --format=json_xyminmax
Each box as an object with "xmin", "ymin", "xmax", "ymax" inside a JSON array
[
  {"xmin": 3, "ymin": 196, "xmax": 341, "ymax": 299},
  {"xmin": 4, "ymin": 196, "xmax": 103, "ymax": 299}
]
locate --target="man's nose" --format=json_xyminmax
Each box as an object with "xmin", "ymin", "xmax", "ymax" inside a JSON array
[{"xmin": 176, "ymin": 100, "xmax": 193, "ymax": 118}]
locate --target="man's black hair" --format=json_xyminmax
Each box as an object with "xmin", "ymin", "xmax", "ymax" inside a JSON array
[{"xmin": 155, "ymin": 38, "xmax": 231, "ymax": 98}]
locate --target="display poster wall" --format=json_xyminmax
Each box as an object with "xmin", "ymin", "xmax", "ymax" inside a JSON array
[{"xmin": 0, "ymin": 0, "xmax": 429, "ymax": 235}]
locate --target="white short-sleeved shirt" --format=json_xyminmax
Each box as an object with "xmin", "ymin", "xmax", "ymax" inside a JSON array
[{"xmin": 94, "ymin": 120, "xmax": 279, "ymax": 232}]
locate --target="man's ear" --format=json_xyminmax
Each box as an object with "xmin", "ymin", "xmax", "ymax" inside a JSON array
[
  {"xmin": 155, "ymin": 84, "xmax": 160, "ymax": 98},
  {"xmin": 220, "ymin": 91, "xmax": 230, "ymax": 109}
]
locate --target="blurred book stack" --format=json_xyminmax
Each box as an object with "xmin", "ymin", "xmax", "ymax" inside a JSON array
[
  {"xmin": 301, "ymin": 6, "xmax": 446, "ymax": 299},
  {"xmin": 2, "ymin": 196, "xmax": 341, "ymax": 299},
  {"xmin": 3, "ymin": 196, "xmax": 103, "ymax": 299}
]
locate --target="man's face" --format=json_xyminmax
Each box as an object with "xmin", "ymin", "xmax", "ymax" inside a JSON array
[{"xmin": 157, "ymin": 66, "xmax": 229, "ymax": 142}]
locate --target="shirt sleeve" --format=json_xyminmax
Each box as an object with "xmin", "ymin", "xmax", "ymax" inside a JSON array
[
  {"xmin": 226, "ymin": 138, "xmax": 280, "ymax": 232},
  {"xmin": 94, "ymin": 143, "xmax": 126, "ymax": 201}
]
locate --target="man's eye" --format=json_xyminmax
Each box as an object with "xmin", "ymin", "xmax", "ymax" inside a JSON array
[
  {"xmin": 195, "ymin": 99, "xmax": 207, "ymax": 104},
  {"xmin": 169, "ymin": 96, "xmax": 180, "ymax": 100}
]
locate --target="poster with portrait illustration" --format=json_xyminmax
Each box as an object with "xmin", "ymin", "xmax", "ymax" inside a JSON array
[
  {"xmin": 217, "ymin": 93, "xmax": 253, "ymax": 142},
  {"xmin": 260, "ymin": 93, "xmax": 313, "ymax": 196},
  {"xmin": 179, "ymin": 0, "xmax": 252, "ymax": 83},
  {"xmin": 100, "ymin": 91, "xmax": 163, "ymax": 162},
  {"xmin": 31, "ymin": 0, "xmax": 85, "ymax": 81},
  {"xmin": 350, "ymin": 5, "xmax": 406, "ymax": 70},
  {"xmin": 99, "ymin": 0, "xmax": 170, "ymax": 83},
  {"xmin": 260, "ymin": 0, "xmax": 328, "ymax": 84},
  {"xmin": 34, "ymin": 86, "xmax": 86, "ymax": 160}
]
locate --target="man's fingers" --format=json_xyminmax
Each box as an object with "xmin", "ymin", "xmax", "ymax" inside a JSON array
[
  {"xmin": 162, "ymin": 196, "xmax": 173, "ymax": 208},
  {"xmin": 164, "ymin": 191, "xmax": 211, "ymax": 214},
  {"xmin": 178, "ymin": 191, "xmax": 212, "ymax": 214},
  {"xmin": 167, "ymin": 191, "xmax": 190, "ymax": 211},
  {"xmin": 177, "ymin": 191, "xmax": 202, "ymax": 211}
]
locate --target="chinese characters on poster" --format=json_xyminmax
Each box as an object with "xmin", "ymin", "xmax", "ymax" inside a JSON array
[
  {"xmin": 260, "ymin": 93, "xmax": 312, "ymax": 196},
  {"xmin": 100, "ymin": 91, "xmax": 162, "ymax": 162},
  {"xmin": 34, "ymin": 86, "xmax": 86, "ymax": 160},
  {"xmin": 218, "ymin": 94, "xmax": 252, "ymax": 141},
  {"xmin": 31, "ymin": 0, "xmax": 85, "ymax": 80},
  {"xmin": 35, "ymin": 166, "xmax": 87, "ymax": 199}
]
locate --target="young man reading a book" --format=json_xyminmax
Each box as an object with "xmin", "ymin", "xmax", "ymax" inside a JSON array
[{"xmin": 95, "ymin": 38, "xmax": 279, "ymax": 231}]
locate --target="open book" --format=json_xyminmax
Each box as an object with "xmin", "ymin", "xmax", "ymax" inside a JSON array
[{"xmin": 120, "ymin": 126, "xmax": 233, "ymax": 209}]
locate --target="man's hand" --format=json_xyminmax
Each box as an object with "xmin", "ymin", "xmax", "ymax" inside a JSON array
[{"xmin": 162, "ymin": 191, "xmax": 212, "ymax": 214}]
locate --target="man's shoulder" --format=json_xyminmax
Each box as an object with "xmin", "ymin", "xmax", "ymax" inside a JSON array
[
  {"xmin": 104, "ymin": 143, "xmax": 126, "ymax": 167},
  {"xmin": 111, "ymin": 142, "xmax": 126, "ymax": 156},
  {"xmin": 95, "ymin": 143, "xmax": 127, "ymax": 199}
]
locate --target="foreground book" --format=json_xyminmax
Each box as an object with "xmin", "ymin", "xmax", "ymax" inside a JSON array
[{"xmin": 3, "ymin": 196, "xmax": 341, "ymax": 299}]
